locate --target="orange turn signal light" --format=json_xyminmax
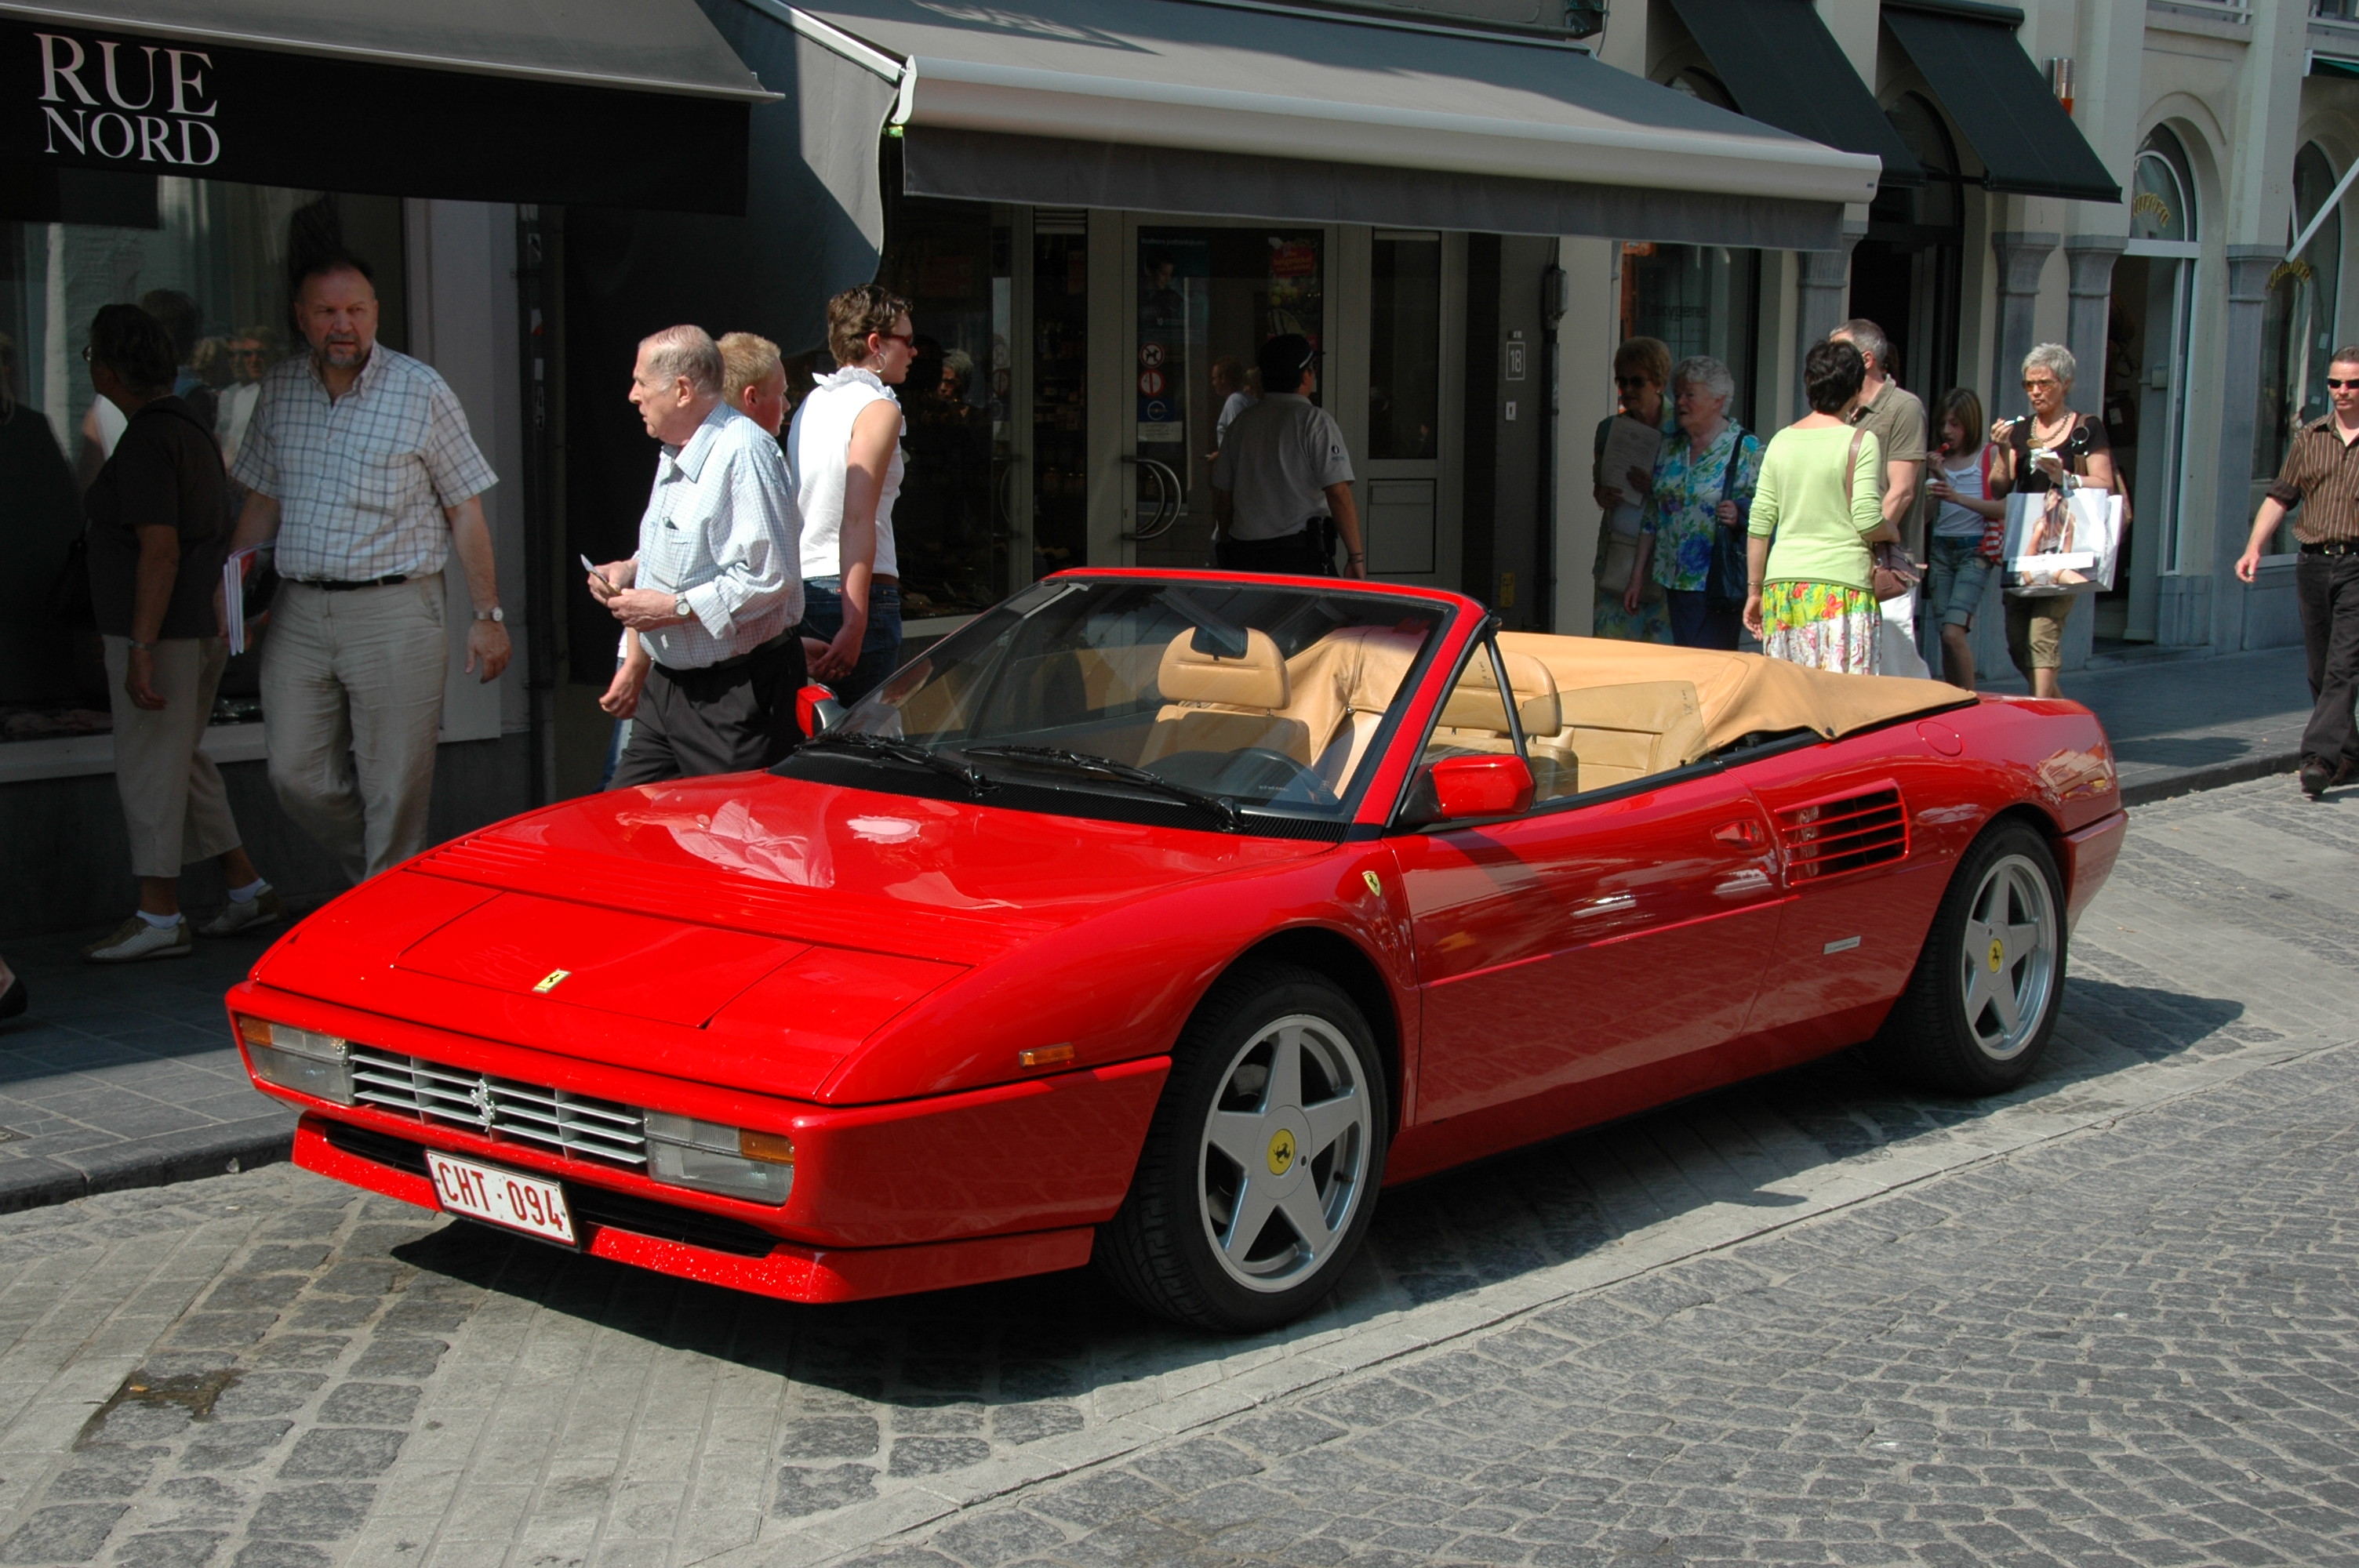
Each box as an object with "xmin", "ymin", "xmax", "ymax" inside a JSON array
[
  {"xmin": 236, "ymin": 1015, "xmax": 271, "ymax": 1047},
  {"xmin": 1018, "ymin": 1044, "xmax": 1076, "ymax": 1069},
  {"xmin": 736, "ymin": 1129, "xmax": 797, "ymax": 1166}
]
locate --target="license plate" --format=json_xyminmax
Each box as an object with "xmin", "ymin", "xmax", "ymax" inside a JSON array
[{"xmin": 425, "ymin": 1150, "xmax": 576, "ymax": 1245}]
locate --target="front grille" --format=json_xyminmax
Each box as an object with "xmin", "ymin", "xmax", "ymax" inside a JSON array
[
  {"xmin": 1776, "ymin": 786, "xmax": 1909, "ymax": 880},
  {"xmin": 316, "ymin": 1121, "xmax": 782, "ymax": 1258},
  {"xmin": 347, "ymin": 1044, "xmax": 646, "ymax": 1167}
]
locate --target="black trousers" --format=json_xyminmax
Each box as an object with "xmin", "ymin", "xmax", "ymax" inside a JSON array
[
  {"xmin": 2297, "ymin": 549, "xmax": 2359, "ymax": 768},
  {"xmin": 610, "ymin": 636, "xmax": 807, "ymax": 788},
  {"xmin": 1216, "ymin": 528, "xmax": 1331, "ymax": 576}
]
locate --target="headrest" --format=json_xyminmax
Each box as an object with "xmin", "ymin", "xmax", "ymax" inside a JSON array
[
  {"xmin": 1158, "ymin": 627, "xmax": 1289, "ymax": 710},
  {"xmin": 1440, "ymin": 649, "xmax": 1560, "ymax": 736}
]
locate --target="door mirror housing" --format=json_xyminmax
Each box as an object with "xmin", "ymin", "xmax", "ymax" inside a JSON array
[
  {"xmin": 1401, "ymin": 753, "xmax": 1535, "ymax": 826},
  {"xmin": 796, "ymin": 682, "xmax": 845, "ymax": 738}
]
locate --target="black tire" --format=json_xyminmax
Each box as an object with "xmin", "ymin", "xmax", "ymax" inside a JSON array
[
  {"xmin": 1098, "ymin": 962, "xmax": 1388, "ymax": 1332},
  {"xmin": 1871, "ymin": 819, "xmax": 2069, "ymax": 1094}
]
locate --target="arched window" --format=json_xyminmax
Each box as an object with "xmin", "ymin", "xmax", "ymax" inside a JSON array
[
  {"xmin": 2130, "ymin": 126, "xmax": 2197, "ymax": 245},
  {"xmin": 2258, "ymin": 143, "xmax": 2343, "ymax": 481}
]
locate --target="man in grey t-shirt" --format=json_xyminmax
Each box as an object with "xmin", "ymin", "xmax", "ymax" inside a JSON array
[
  {"xmin": 1210, "ymin": 335, "xmax": 1367, "ymax": 579},
  {"xmin": 1831, "ymin": 319, "xmax": 1928, "ymax": 555}
]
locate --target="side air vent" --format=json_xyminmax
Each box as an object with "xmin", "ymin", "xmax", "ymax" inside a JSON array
[{"xmin": 1776, "ymin": 786, "xmax": 1908, "ymax": 880}]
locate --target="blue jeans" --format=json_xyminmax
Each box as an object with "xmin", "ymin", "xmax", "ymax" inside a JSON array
[
  {"xmin": 1928, "ymin": 535, "xmax": 1994, "ymax": 630},
  {"xmin": 798, "ymin": 577, "xmax": 903, "ymax": 705},
  {"xmin": 1664, "ymin": 589, "xmax": 1742, "ymax": 651}
]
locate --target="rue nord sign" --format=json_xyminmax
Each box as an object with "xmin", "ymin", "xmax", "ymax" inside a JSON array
[{"xmin": 7, "ymin": 21, "xmax": 751, "ymax": 214}]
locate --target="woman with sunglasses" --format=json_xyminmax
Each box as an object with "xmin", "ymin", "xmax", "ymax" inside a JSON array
[
  {"xmin": 1986, "ymin": 343, "xmax": 2116, "ymax": 699},
  {"xmin": 790, "ymin": 285, "xmax": 913, "ymax": 704},
  {"xmin": 1589, "ymin": 337, "xmax": 1674, "ymax": 642}
]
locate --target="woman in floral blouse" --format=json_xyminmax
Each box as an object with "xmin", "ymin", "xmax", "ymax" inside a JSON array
[{"xmin": 1626, "ymin": 355, "xmax": 1762, "ymax": 650}]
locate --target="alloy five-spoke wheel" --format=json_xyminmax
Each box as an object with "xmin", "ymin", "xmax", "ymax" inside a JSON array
[
  {"xmin": 1197, "ymin": 1014, "xmax": 1372, "ymax": 1294},
  {"xmin": 1873, "ymin": 820, "xmax": 2069, "ymax": 1094},
  {"xmin": 1099, "ymin": 964, "xmax": 1389, "ymax": 1331}
]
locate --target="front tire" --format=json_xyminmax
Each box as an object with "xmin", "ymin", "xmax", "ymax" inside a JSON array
[
  {"xmin": 1871, "ymin": 819, "xmax": 2067, "ymax": 1094},
  {"xmin": 1098, "ymin": 963, "xmax": 1387, "ymax": 1332}
]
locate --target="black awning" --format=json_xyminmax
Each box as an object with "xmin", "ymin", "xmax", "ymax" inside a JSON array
[
  {"xmin": 1881, "ymin": 1, "xmax": 2121, "ymax": 204},
  {"xmin": 1663, "ymin": 0, "xmax": 1921, "ymax": 186},
  {"xmin": 2, "ymin": 2, "xmax": 768, "ymax": 214}
]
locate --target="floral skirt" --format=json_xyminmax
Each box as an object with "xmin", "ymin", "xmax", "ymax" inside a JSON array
[
  {"xmin": 1592, "ymin": 590, "xmax": 1671, "ymax": 644},
  {"xmin": 1761, "ymin": 581, "xmax": 1882, "ymax": 673}
]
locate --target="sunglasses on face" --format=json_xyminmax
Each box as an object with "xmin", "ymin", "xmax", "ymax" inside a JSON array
[
  {"xmin": 2328, "ymin": 378, "xmax": 2359, "ymax": 390},
  {"xmin": 2023, "ymin": 378, "xmax": 2060, "ymax": 390},
  {"xmin": 875, "ymin": 331, "xmax": 915, "ymax": 348},
  {"xmin": 1615, "ymin": 376, "xmax": 1651, "ymax": 389}
]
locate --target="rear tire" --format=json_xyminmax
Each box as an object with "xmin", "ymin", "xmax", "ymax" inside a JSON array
[
  {"xmin": 1870, "ymin": 819, "xmax": 2067, "ymax": 1094},
  {"xmin": 1097, "ymin": 963, "xmax": 1387, "ymax": 1332}
]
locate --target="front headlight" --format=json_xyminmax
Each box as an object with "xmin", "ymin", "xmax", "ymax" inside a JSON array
[
  {"xmin": 645, "ymin": 1112, "xmax": 794, "ymax": 1205},
  {"xmin": 237, "ymin": 1016, "xmax": 354, "ymax": 1105}
]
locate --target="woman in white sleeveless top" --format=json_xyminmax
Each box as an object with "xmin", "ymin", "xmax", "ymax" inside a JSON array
[{"xmin": 789, "ymin": 285, "xmax": 913, "ymax": 702}]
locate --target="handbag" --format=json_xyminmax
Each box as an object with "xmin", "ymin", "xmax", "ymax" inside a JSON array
[
  {"xmin": 1703, "ymin": 426, "xmax": 1753, "ymax": 613},
  {"xmin": 45, "ymin": 531, "xmax": 95, "ymax": 630},
  {"xmin": 1848, "ymin": 426, "xmax": 1921, "ymax": 602}
]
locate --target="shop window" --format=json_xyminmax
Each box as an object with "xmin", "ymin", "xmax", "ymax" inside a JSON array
[
  {"xmin": 2257, "ymin": 143, "xmax": 2343, "ymax": 553},
  {"xmin": 1855, "ymin": 93, "xmax": 1964, "ymax": 404},
  {"xmin": 2129, "ymin": 129, "xmax": 2195, "ymax": 246},
  {"xmin": 0, "ymin": 181, "xmax": 404, "ymax": 748},
  {"xmin": 1619, "ymin": 243, "xmax": 1759, "ymax": 427},
  {"xmin": 1032, "ymin": 215, "xmax": 1089, "ymax": 580},
  {"xmin": 875, "ymin": 198, "xmax": 1014, "ymax": 622}
]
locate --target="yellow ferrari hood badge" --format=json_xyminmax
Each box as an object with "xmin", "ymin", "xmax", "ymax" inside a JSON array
[{"xmin": 534, "ymin": 969, "xmax": 572, "ymax": 993}]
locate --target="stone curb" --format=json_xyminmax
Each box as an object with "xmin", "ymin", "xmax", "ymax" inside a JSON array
[
  {"xmin": 0, "ymin": 1112, "xmax": 293, "ymax": 1216},
  {"xmin": 2118, "ymin": 749, "xmax": 2303, "ymax": 808}
]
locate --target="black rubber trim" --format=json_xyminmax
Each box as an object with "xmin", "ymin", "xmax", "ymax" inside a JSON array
[{"xmin": 316, "ymin": 1120, "xmax": 783, "ymax": 1258}]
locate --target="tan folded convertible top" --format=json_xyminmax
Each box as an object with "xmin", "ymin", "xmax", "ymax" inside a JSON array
[{"xmin": 1499, "ymin": 632, "xmax": 1966, "ymax": 760}]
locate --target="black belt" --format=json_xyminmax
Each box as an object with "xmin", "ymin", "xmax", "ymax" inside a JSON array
[
  {"xmin": 2300, "ymin": 541, "xmax": 2359, "ymax": 557},
  {"xmin": 297, "ymin": 575, "xmax": 409, "ymax": 591}
]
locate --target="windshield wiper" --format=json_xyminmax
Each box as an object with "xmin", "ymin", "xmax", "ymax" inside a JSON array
[
  {"xmin": 798, "ymin": 731, "xmax": 992, "ymax": 797},
  {"xmin": 961, "ymin": 745, "xmax": 1239, "ymax": 831}
]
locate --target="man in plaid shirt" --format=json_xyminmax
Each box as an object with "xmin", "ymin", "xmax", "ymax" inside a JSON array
[
  {"xmin": 590, "ymin": 325, "xmax": 803, "ymax": 784},
  {"xmin": 226, "ymin": 252, "xmax": 508, "ymax": 884}
]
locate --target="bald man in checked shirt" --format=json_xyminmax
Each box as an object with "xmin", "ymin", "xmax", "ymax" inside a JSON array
[{"xmin": 2240, "ymin": 344, "xmax": 2359, "ymax": 800}]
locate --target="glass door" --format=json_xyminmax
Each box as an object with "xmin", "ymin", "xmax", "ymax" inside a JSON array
[
  {"xmin": 1365, "ymin": 231, "xmax": 1443, "ymax": 579},
  {"xmin": 1128, "ymin": 223, "xmax": 1329, "ymax": 568}
]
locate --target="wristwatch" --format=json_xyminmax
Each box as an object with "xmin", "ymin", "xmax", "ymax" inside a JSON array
[
  {"xmin": 674, "ymin": 596, "xmax": 693, "ymax": 622},
  {"xmin": 473, "ymin": 606, "xmax": 503, "ymax": 622}
]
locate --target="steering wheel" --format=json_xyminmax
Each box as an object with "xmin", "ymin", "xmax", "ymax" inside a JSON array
[{"xmin": 1216, "ymin": 747, "xmax": 1336, "ymax": 806}]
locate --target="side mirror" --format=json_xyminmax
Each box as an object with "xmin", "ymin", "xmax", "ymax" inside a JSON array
[
  {"xmin": 796, "ymin": 682, "xmax": 845, "ymax": 738},
  {"xmin": 1400, "ymin": 753, "xmax": 1534, "ymax": 826}
]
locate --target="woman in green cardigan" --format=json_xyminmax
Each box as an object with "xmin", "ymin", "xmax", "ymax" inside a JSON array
[{"xmin": 1742, "ymin": 339, "xmax": 1896, "ymax": 673}]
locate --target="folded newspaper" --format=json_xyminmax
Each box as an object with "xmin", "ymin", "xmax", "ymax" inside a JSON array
[{"xmin": 223, "ymin": 545, "xmax": 267, "ymax": 655}]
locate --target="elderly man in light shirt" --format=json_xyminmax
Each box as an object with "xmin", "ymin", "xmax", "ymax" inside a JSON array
[{"xmin": 591, "ymin": 325, "xmax": 803, "ymax": 786}]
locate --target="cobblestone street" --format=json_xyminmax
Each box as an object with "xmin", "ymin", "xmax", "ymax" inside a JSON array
[{"xmin": 0, "ymin": 775, "xmax": 2354, "ymax": 1568}]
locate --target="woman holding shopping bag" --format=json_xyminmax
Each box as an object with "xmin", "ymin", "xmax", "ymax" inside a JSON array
[
  {"xmin": 1987, "ymin": 343, "xmax": 2115, "ymax": 699},
  {"xmin": 1743, "ymin": 339, "xmax": 1895, "ymax": 673}
]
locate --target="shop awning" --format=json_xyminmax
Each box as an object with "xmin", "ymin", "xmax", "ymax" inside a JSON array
[
  {"xmin": 1881, "ymin": 0, "xmax": 2121, "ymax": 205},
  {"xmin": 2, "ymin": 0, "xmax": 772, "ymax": 213},
  {"xmin": 1661, "ymin": 0, "xmax": 1921, "ymax": 186},
  {"xmin": 783, "ymin": 0, "xmax": 1881, "ymax": 249}
]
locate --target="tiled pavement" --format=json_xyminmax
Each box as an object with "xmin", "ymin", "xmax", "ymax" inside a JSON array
[
  {"xmin": 0, "ymin": 776, "xmax": 2352, "ymax": 1566},
  {"xmin": 0, "ymin": 641, "xmax": 2332, "ymax": 1214}
]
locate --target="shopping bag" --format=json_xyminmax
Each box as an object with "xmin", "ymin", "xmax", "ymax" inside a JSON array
[{"xmin": 2002, "ymin": 489, "xmax": 2121, "ymax": 597}]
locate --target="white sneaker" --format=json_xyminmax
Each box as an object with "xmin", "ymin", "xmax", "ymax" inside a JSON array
[
  {"xmin": 199, "ymin": 885, "xmax": 285, "ymax": 938},
  {"xmin": 84, "ymin": 916, "xmax": 193, "ymax": 963}
]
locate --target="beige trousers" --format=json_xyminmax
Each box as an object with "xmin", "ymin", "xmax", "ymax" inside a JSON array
[
  {"xmin": 259, "ymin": 575, "xmax": 448, "ymax": 885},
  {"xmin": 104, "ymin": 635, "xmax": 244, "ymax": 879}
]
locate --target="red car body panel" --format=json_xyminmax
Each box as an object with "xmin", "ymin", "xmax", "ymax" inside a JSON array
[{"xmin": 229, "ymin": 572, "xmax": 2125, "ymax": 1305}]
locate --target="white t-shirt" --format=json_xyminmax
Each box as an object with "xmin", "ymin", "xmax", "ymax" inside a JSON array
[
  {"xmin": 1932, "ymin": 452, "xmax": 1986, "ymax": 539},
  {"xmin": 1215, "ymin": 390, "xmax": 1256, "ymax": 448},
  {"xmin": 1209, "ymin": 393, "xmax": 1354, "ymax": 541},
  {"xmin": 787, "ymin": 367, "xmax": 902, "ymax": 583}
]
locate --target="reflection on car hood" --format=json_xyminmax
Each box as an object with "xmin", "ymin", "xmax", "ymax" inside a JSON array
[{"xmin": 247, "ymin": 774, "xmax": 1328, "ymax": 1099}]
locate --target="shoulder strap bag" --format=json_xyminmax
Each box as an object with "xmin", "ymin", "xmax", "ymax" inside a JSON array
[
  {"xmin": 1703, "ymin": 426, "xmax": 1754, "ymax": 613},
  {"xmin": 1851, "ymin": 426, "xmax": 1921, "ymax": 603}
]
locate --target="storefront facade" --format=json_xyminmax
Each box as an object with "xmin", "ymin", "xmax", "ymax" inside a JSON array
[{"xmin": 0, "ymin": 0, "xmax": 766, "ymax": 935}]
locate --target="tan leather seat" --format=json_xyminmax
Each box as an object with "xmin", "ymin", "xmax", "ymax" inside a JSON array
[
  {"xmin": 1139, "ymin": 628, "xmax": 1311, "ymax": 767},
  {"xmin": 1284, "ymin": 625, "xmax": 1427, "ymax": 792},
  {"xmin": 1541, "ymin": 680, "xmax": 1707, "ymax": 794},
  {"xmin": 1423, "ymin": 651, "xmax": 1573, "ymax": 797}
]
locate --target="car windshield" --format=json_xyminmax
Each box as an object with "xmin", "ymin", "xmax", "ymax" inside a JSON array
[{"xmin": 774, "ymin": 578, "xmax": 1450, "ymax": 835}]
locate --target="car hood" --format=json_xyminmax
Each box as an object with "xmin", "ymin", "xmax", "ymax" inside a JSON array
[{"xmin": 250, "ymin": 773, "xmax": 1327, "ymax": 1098}]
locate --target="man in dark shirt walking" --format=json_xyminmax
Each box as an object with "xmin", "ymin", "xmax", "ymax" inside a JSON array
[{"xmin": 2239, "ymin": 343, "xmax": 2359, "ymax": 797}]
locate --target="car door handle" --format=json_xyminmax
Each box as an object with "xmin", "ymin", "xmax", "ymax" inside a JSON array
[{"xmin": 1712, "ymin": 819, "xmax": 1765, "ymax": 848}]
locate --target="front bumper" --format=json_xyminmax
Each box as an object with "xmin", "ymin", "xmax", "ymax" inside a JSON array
[{"xmin": 229, "ymin": 979, "xmax": 1169, "ymax": 1298}]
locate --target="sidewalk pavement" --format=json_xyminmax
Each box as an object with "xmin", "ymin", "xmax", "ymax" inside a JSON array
[{"xmin": 0, "ymin": 642, "xmax": 2329, "ymax": 1214}]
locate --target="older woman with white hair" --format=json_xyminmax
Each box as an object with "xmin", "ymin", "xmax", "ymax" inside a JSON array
[
  {"xmin": 1627, "ymin": 354, "xmax": 1761, "ymax": 649},
  {"xmin": 1987, "ymin": 342, "xmax": 2116, "ymax": 699}
]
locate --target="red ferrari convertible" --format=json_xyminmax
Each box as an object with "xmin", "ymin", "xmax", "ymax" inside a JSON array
[{"xmin": 229, "ymin": 571, "xmax": 2124, "ymax": 1330}]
